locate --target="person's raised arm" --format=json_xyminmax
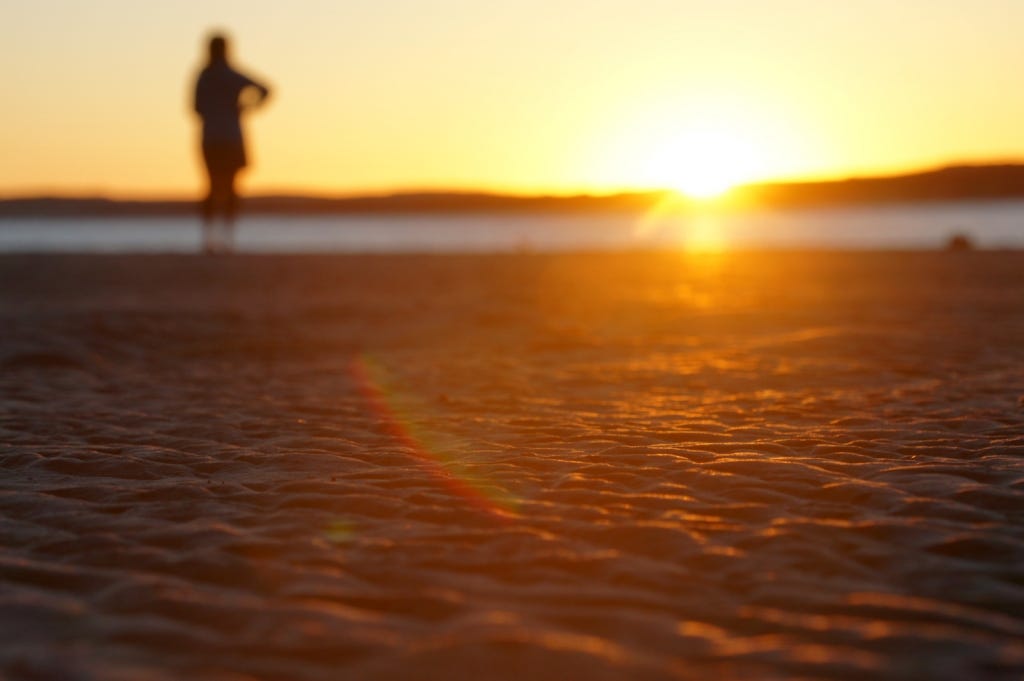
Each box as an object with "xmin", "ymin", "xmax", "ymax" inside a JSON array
[
  {"xmin": 240, "ymin": 73, "xmax": 271, "ymax": 109},
  {"xmin": 255, "ymin": 82, "xmax": 271, "ymax": 104}
]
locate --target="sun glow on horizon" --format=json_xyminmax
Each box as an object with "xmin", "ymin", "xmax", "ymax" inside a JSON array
[
  {"xmin": 643, "ymin": 127, "xmax": 768, "ymax": 199},
  {"xmin": 589, "ymin": 92, "xmax": 802, "ymax": 199}
]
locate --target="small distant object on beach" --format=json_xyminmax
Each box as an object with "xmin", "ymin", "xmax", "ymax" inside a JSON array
[{"xmin": 945, "ymin": 233, "xmax": 975, "ymax": 252}]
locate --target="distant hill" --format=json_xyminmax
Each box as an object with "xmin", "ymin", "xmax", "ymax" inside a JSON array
[
  {"xmin": 733, "ymin": 164, "xmax": 1024, "ymax": 208},
  {"xmin": 3, "ymin": 164, "xmax": 1024, "ymax": 218}
]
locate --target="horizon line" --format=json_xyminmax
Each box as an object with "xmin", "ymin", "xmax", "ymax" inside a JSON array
[{"xmin": 3, "ymin": 159, "xmax": 1024, "ymax": 203}]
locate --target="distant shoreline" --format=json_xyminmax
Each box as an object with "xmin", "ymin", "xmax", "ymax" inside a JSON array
[{"xmin": 4, "ymin": 163, "xmax": 1024, "ymax": 218}]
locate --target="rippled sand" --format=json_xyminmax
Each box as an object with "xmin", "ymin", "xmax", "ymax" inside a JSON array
[{"xmin": 1, "ymin": 251, "xmax": 1023, "ymax": 680}]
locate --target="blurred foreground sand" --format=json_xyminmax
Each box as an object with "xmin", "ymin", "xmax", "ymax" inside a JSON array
[{"xmin": 1, "ymin": 251, "xmax": 1023, "ymax": 680}]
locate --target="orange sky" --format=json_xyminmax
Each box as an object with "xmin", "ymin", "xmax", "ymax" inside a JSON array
[{"xmin": 3, "ymin": 1, "xmax": 1024, "ymax": 198}]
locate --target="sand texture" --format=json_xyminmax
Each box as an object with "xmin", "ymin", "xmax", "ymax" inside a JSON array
[{"xmin": 1, "ymin": 251, "xmax": 1023, "ymax": 680}]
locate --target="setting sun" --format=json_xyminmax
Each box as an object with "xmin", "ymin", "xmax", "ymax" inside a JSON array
[{"xmin": 645, "ymin": 128, "xmax": 764, "ymax": 199}]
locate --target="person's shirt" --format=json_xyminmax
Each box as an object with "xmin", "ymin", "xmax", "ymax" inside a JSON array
[{"xmin": 194, "ymin": 62, "xmax": 265, "ymax": 144}]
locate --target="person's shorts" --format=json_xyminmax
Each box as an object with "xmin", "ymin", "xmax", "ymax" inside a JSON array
[{"xmin": 202, "ymin": 141, "xmax": 247, "ymax": 175}]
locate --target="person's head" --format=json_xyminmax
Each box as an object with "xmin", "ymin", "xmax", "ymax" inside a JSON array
[{"xmin": 207, "ymin": 33, "xmax": 228, "ymax": 65}]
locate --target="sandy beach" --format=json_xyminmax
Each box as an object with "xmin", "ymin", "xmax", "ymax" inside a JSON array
[{"xmin": 1, "ymin": 250, "xmax": 1023, "ymax": 680}]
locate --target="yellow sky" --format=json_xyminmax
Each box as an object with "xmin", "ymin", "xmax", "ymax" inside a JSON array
[{"xmin": 3, "ymin": 0, "xmax": 1023, "ymax": 197}]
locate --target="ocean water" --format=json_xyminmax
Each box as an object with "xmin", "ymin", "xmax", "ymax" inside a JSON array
[{"xmin": 1, "ymin": 200, "xmax": 1023, "ymax": 253}]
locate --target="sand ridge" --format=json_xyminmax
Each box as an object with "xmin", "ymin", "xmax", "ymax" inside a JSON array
[{"xmin": 1, "ymin": 252, "xmax": 1023, "ymax": 680}]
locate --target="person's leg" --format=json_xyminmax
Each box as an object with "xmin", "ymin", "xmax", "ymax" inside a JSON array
[
  {"xmin": 222, "ymin": 170, "xmax": 239, "ymax": 252},
  {"xmin": 206, "ymin": 171, "xmax": 236, "ymax": 253},
  {"xmin": 201, "ymin": 169, "xmax": 217, "ymax": 253}
]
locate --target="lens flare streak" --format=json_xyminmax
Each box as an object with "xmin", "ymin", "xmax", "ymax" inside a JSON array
[{"xmin": 350, "ymin": 355, "xmax": 518, "ymax": 521}]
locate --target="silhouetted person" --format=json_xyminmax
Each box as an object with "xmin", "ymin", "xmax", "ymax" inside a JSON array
[{"xmin": 193, "ymin": 33, "xmax": 270, "ymax": 253}]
